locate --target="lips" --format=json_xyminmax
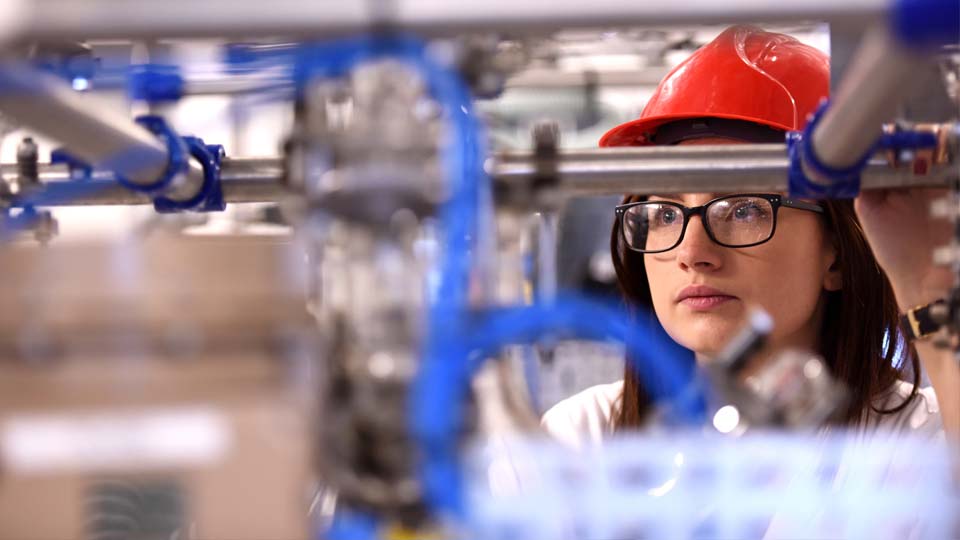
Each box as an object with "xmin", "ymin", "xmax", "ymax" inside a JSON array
[{"xmin": 675, "ymin": 285, "xmax": 738, "ymax": 310}]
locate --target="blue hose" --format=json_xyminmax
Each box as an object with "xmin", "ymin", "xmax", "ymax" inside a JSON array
[
  {"xmin": 291, "ymin": 34, "xmax": 489, "ymax": 536},
  {"xmin": 323, "ymin": 508, "xmax": 379, "ymax": 540},
  {"xmin": 411, "ymin": 294, "xmax": 702, "ymax": 518},
  {"xmin": 890, "ymin": 0, "xmax": 960, "ymax": 51}
]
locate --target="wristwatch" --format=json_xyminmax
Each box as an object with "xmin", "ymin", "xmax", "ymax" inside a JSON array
[{"xmin": 900, "ymin": 299, "xmax": 947, "ymax": 342}]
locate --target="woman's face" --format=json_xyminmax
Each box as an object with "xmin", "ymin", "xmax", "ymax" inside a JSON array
[{"xmin": 641, "ymin": 140, "xmax": 841, "ymax": 361}]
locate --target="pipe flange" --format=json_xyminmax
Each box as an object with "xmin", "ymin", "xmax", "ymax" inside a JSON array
[
  {"xmin": 787, "ymin": 100, "xmax": 867, "ymax": 199},
  {"xmin": 115, "ymin": 115, "xmax": 189, "ymax": 196},
  {"xmin": 152, "ymin": 137, "xmax": 226, "ymax": 213}
]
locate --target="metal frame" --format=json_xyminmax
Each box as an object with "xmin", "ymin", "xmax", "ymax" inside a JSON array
[
  {"xmin": 0, "ymin": 0, "xmax": 886, "ymax": 42},
  {"xmin": 2, "ymin": 145, "xmax": 953, "ymax": 206}
]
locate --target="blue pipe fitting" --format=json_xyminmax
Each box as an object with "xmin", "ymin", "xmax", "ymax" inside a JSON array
[
  {"xmin": 113, "ymin": 116, "xmax": 226, "ymax": 212},
  {"xmin": 788, "ymin": 100, "xmax": 942, "ymax": 199},
  {"xmin": 34, "ymin": 53, "xmax": 98, "ymax": 88},
  {"xmin": 891, "ymin": 0, "xmax": 960, "ymax": 51},
  {"xmin": 3, "ymin": 205, "xmax": 40, "ymax": 229},
  {"xmin": 152, "ymin": 138, "xmax": 226, "ymax": 213},
  {"xmin": 411, "ymin": 295, "xmax": 702, "ymax": 518},
  {"xmin": 128, "ymin": 64, "xmax": 184, "ymax": 103},
  {"xmin": 115, "ymin": 115, "xmax": 189, "ymax": 196},
  {"xmin": 50, "ymin": 148, "xmax": 94, "ymax": 180},
  {"xmin": 787, "ymin": 100, "xmax": 866, "ymax": 199},
  {"xmin": 875, "ymin": 127, "xmax": 939, "ymax": 151}
]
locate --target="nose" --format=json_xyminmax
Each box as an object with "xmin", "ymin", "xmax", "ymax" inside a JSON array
[{"xmin": 675, "ymin": 214, "xmax": 724, "ymax": 272}]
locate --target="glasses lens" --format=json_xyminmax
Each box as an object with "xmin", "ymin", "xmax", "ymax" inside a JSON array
[
  {"xmin": 706, "ymin": 196, "xmax": 775, "ymax": 246},
  {"xmin": 623, "ymin": 203, "xmax": 684, "ymax": 252}
]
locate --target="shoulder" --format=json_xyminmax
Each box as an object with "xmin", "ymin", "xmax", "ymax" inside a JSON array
[
  {"xmin": 541, "ymin": 380, "xmax": 623, "ymax": 448},
  {"xmin": 864, "ymin": 380, "xmax": 943, "ymax": 438}
]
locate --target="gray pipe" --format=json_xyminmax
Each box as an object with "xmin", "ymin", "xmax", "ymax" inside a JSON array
[
  {"xmin": 0, "ymin": 65, "xmax": 205, "ymax": 201},
  {"xmin": 493, "ymin": 144, "xmax": 955, "ymax": 196},
  {"xmin": 1, "ymin": 157, "xmax": 287, "ymax": 206},
  {"xmin": 3, "ymin": 146, "xmax": 953, "ymax": 207},
  {"xmin": 3, "ymin": 0, "xmax": 885, "ymax": 41},
  {"xmin": 811, "ymin": 25, "xmax": 928, "ymax": 170}
]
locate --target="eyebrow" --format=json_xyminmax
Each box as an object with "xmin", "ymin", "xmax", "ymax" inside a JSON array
[
  {"xmin": 647, "ymin": 193, "xmax": 683, "ymax": 202},
  {"xmin": 647, "ymin": 193, "xmax": 723, "ymax": 203}
]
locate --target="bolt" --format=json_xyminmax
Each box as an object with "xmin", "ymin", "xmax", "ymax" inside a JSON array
[{"xmin": 16, "ymin": 137, "xmax": 39, "ymax": 186}]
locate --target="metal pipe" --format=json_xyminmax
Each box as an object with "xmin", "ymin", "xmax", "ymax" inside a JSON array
[
  {"xmin": 1, "ymin": 157, "xmax": 287, "ymax": 206},
  {"xmin": 4, "ymin": 145, "xmax": 954, "ymax": 206},
  {"xmin": 0, "ymin": 64, "xmax": 206, "ymax": 201},
  {"xmin": 2, "ymin": 0, "xmax": 886, "ymax": 42},
  {"xmin": 491, "ymin": 144, "xmax": 957, "ymax": 196},
  {"xmin": 812, "ymin": 25, "xmax": 926, "ymax": 169}
]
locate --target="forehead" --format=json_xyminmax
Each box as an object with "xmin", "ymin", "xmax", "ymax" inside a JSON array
[{"xmin": 645, "ymin": 193, "xmax": 727, "ymax": 204}]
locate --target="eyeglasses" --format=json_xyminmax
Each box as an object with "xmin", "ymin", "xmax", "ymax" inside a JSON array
[{"xmin": 615, "ymin": 194, "xmax": 825, "ymax": 253}]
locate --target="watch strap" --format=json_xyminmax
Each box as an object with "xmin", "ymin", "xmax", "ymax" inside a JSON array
[{"xmin": 900, "ymin": 300, "xmax": 945, "ymax": 341}]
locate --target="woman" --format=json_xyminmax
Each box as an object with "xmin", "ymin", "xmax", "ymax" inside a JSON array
[{"xmin": 542, "ymin": 25, "xmax": 958, "ymax": 446}]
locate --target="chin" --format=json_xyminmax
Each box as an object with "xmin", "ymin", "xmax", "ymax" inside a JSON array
[{"xmin": 668, "ymin": 318, "xmax": 740, "ymax": 357}]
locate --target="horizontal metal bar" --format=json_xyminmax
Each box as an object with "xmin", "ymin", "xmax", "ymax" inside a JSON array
[
  {"xmin": 4, "ymin": 0, "xmax": 887, "ymax": 41},
  {"xmin": 1, "ymin": 158, "xmax": 288, "ymax": 206},
  {"xmin": 492, "ymin": 144, "xmax": 956, "ymax": 196},
  {"xmin": 4, "ymin": 145, "xmax": 953, "ymax": 207}
]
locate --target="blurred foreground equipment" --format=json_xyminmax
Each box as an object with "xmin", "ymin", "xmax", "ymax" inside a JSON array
[{"xmin": 0, "ymin": 235, "xmax": 317, "ymax": 540}]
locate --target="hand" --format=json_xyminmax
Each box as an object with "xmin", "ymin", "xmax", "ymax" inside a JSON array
[{"xmin": 854, "ymin": 188, "xmax": 955, "ymax": 311}]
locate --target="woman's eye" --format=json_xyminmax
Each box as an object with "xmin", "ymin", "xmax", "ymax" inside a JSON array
[
  {"xmin": 732, "ymin": 202, "xmax": 766, "ymax": 221},
  {"xmin": 655, "ymin": 207, "xmax": 679, "ymax": 225}
]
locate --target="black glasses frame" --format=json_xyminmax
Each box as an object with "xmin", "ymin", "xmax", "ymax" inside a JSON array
[{"xmin": 615, "ymin": 193, "xmax": 825, "ymax": 253}]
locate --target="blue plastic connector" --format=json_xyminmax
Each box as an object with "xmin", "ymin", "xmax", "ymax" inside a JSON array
[
  {"xmin": 114, "ymin": 115, "xmax": 189, "ymax": 196},
  {"xmin": 34, "ymin": 54, "xmax": 98, "ymax": 88},
  {"xmin": 890, "ymin": 0, "xmax": 960, "ymax": 51},
  {"xmin": 152, "ymin": 138, "xmax": 226, "ymax": 213},
  {"xmin": 50, "ymin": 148, "xmax": 94, "ymax": 180},
  {"xmin": 108, "ymin": 116, "xmax": 226, "ymax": 212},
  {"xmin": 128, "ymin": 64, "xmax": 184, "ymax": 103},
  {"xmin": 787, "ymin": 101, "xmax": 866, "ymax": 199},
  {"xmin": 788, "ymin": 100, "xmax": 942, "ymax": 199},
  {"xmin": 875, "ymin": 128, "xmax": 939, "ymax": 151}
]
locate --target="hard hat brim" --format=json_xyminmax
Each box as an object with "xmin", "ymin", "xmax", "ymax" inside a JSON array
[{"xmin": 598, "ymin": 112, "xmax": 793, "ymax": 147}]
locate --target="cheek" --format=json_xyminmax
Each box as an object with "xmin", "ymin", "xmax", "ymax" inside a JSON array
[
  {"xmin": 643, "ymin": 256, "xmax": 675, "ymax": 315},
  {"xmin": 745, "ymin": 228, "xmax": 829, "ymax": 338},
  {"xmin": 760, "ymin": 262, "xmax": 824, "ymax": 332}
]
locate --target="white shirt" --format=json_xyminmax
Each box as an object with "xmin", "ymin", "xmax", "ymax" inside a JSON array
[{"xmin": 541, "ymin": 379, "xmax": 943, "ymax": 448}]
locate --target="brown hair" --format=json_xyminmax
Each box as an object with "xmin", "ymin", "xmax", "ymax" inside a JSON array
[{"xmin": 611, "ymin": 195, "xmax": 920, "ymax": 429}]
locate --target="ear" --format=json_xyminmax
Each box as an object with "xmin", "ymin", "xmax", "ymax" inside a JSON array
[{"xmin": 822, "ymin": 245, "xmax": 842, "ymax": 292}]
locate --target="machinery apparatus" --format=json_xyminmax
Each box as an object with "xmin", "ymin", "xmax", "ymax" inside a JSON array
[{"xmin": 0, "ymin": 1, "xmax": 956, "ymax": 539}]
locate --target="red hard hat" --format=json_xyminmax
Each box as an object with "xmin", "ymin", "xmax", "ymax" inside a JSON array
[{"xmin": 599, "ymin": 25, "xmax": 830, "ymax": 147}]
